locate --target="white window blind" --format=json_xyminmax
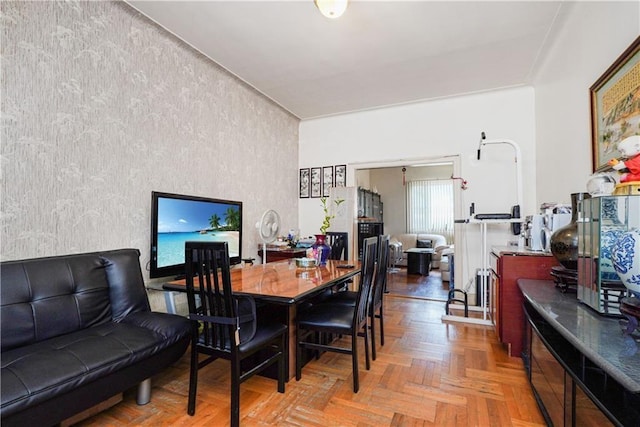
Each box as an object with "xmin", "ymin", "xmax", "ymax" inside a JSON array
[{"xmin": 406, "ymin": 180, "xmax": 454, "ymax": 243}]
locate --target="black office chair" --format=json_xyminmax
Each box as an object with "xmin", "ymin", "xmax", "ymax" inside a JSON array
[
  {"xmin": 184, "ymin": 241, "xmax": 287, "ymax": 427},
  {"xmin": 295, "ymin": 236, "xmax": 378, "ymax": 393},
  {"xmin": 323, "ymin": 234, "xmax": 389, "ymax": 360},
  {"xmin": 326, "ymin": 231, "xmax": 348, "ymax": 260}
]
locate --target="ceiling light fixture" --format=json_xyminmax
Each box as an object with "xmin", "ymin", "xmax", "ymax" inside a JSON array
[{"xmin": 314, "ymin": 0, "xmax": 348, "ymax": 19}]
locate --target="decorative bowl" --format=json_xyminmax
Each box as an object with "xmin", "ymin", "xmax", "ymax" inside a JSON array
[
  {"xmin": 295, "ymin": 257, "xmax": 317, "ymax": 269},
  {"xmin": 586, "ymin": 173, "xmax": 616, "ymax": 197}
]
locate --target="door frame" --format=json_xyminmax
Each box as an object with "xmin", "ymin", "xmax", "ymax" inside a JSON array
[{"xmin": 348, "ymin": 155, "xmax": 463, "ymax": 290}]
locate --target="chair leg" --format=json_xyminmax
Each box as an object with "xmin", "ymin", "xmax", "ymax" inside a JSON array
[
  {"xmin": 187, "ymin": 342, "xmax": 199, "ymax": 416},
  {"xmin": 278, "ymin": 333, "xmax": 286, "ymax": 393},
  {"xmin": 351, "ymin": 331, "xmax": 359, "ymax": 393},
  {"xmin": 296, "ymin": 327, "xmax": 303, "ymax": 381},
  {"xmin": 364, "ymin": 322, "xmax": 371, "ymax": 371},
  {"xmin": 379, "ymin": 308, "xmax": 385, "ymax": 347},
  {"xmin": 370, "ymin": 313, "xmax": 377, "ymax": 361},
  {"xmin": 231, "ymin": 358, "xmax": 241, "ymax": 427}
]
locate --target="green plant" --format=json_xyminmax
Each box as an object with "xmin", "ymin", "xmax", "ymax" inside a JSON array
[{"xmin": 319, "ymin": 197, "xmax": 345, "ymax": 234}]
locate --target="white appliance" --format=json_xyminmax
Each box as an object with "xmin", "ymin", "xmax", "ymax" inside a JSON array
[
  {"xmin": 541, "ymin": 213, "xmax": 572, "ymax": 252},
  {"xmin": 523, "ymin": 215, "xmax": 545, "ymax": 251}
]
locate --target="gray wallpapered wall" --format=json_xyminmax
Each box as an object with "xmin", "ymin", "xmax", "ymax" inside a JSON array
[{"xmin": 1, "ymin": 1, "xmax": 300, "ymax": 281}]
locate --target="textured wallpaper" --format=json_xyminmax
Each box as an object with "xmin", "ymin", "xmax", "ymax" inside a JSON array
[{"xmin": 1, "ymin": 1, "xmax": 299, "ymax": 280}]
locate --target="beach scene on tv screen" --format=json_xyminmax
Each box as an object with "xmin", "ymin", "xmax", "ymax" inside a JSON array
[{"xmin": 157, "ymin": 197, "xmax": 240, "ymax": 268}]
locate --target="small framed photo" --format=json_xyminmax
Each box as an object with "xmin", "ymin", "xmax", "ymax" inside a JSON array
[
  {"xmin": 334, "ymin": 164, "xmax": 346, "ymax": 187},
  {"xmin": 299, "ymin": 168, "xmax": 310, "ymax": 198},
  {"xmin": 322, "ymin": 166, "xmax": 334, "ymax": 197},
  {"xmin": 310, "ymin": 167, "xmax": 322, "ymax": 198}
]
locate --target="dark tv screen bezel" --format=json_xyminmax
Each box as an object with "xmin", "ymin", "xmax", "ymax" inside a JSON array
[{"xmin": 150, "ymin": 191, "xmax": 243, "ymax": 279}]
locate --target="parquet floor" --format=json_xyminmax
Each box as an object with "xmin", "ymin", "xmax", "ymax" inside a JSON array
[
  {"xmin": 77, "ymin": 297, "xmax": 544, "ymax": 426},
  {"xmin": 386, "ymin": 268, "xmax": 450, "ymax": 301}
]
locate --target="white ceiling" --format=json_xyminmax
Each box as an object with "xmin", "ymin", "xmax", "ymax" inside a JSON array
[{"xmin": 126, "ymin": 0, "xmax": 567, "ymax": 120}]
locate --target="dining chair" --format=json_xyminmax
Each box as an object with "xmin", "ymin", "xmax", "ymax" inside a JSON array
[
  {"xmin": 295, "ymin": 236, "xmax": 378, "ymax": 393},
  {"xmin": 323, "ymin": 234, "xmax": 389, "ymax": 360},
  {"xmin": 326, "ymin": 231, "xmax": 348, "ymax": 260},
  {"xmin": 184, "ymin": 241, "xmax": 287, "ymax": 427}
]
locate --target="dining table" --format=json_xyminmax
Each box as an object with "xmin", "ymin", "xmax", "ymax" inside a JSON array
[{"xmin": 161, "ymin": 259, "xmax": 361, "ymax": 378}]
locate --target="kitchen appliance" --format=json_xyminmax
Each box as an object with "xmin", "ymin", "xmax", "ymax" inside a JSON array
[
  {"xmin": 522, "ymin": 214, "xmax": 545, "ymax": 251},
  {"xmin": 541, "ymin": 213, "xmax": 571, "ymax": 252}
]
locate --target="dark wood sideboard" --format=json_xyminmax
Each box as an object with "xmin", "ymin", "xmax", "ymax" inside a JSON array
[{"xmin": 257, "ymin": 245, "xmax": 306, "ymax": 263}]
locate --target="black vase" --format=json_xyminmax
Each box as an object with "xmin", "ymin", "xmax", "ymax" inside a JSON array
[{"xmin": 550, "ymin": 192, "xmax": 591, "ymax": 270}]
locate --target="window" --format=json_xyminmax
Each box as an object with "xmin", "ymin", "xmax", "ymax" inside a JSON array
[{"xmin": 406, "ymin": 180, "xmax": 454, "ymax": 242}]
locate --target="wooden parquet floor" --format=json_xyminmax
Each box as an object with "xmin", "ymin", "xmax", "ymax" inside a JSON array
[
  {"xmin": 76, "ymin": 297, "xmax": 544, "ymax": 426},
  {"xmin": 386, "ymin": 268, "xmax": 450, "ymax": 301}
]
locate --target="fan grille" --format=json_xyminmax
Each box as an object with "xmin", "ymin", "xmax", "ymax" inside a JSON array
[{"xmin": 258, "ymin": 209, "xmax": 280, "ymax": 243}]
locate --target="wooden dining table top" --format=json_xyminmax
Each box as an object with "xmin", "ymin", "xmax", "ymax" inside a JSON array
[{"xmin": 163, "ymin": 259, "xmax": 361, "ymax": 304}]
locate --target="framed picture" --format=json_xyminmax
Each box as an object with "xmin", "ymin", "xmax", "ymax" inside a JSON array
[
  {"xmin": 310, "ymin": 167, "xmax": 322, "ymax": 198},
  {"xmin": 590, "ymin": 36, "xmax": 640, "ymax": 172},
  {"xmin": 299, "ymin": 168, "xmax": 310, "ymax": 198},
  {"xmin": 322, "ymin": 166, "xmax": 333, "ymax": 197},
  {"xmin": 334, "ymin": 164, "xmax": 346, "ymax": 187}
]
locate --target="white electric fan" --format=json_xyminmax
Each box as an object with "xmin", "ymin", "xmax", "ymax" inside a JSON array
[{"xmin": 256, "ymin": 209, "xmax": 281, "ymax": 263}]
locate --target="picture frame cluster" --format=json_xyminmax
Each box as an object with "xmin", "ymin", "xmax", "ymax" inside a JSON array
[{"xmin": 299, "ymin": 165, "xmax": 346, "ymax": 198}]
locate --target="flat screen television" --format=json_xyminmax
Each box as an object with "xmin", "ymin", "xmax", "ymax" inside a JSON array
[{"xmin": 150, "ymin": 191, "xmax": 243, "ymax": 278}]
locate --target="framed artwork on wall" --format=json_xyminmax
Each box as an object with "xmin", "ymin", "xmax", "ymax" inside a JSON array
[
  {"xmin": 322, "ymin": 166, "xmax": 333, "ymax": 197},
  {"xmin": 590, "ymin": 36, "xmax": 640, "ymax": 172},
  {"xmin": 310, "ymin": 167, "xmax": 321, "ymax": 198},
  {"xmin": 334, "ymin": 164, "xmax": 346, "ymax": 187},
  {"xmin": 299, "ymin": 168, "xmax": 310, "ymax": 198}
]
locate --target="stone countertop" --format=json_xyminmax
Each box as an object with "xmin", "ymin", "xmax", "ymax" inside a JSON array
[
  {"xmin": 519, "ymin": 279, "xmax": 640, "ymax": 393},
  {"xmin": 491, "ymin": 245, "xmax": 555, "ymax": 257}
]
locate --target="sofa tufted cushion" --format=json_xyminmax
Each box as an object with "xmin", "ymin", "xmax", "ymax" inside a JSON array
[
  {"xmin": 0, "ymin": 249, "xmax": 191, "ymax": 425},
  {"xmin": 0, "ymin": 255, "xmax": 113, "ymax": 352},
  {"xmin": 0, "ymin": 249, "xmax": 152, "ymax": 353},
  {"xmin": 1, "ymin": 311, "xmax": 189, "ymax": 417}
]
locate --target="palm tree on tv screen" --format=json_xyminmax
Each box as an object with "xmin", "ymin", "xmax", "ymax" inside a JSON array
[
  {"xmin": 209, "ymin": 214, "xmax": 221, "ymax": 230},
  {"xmin": 224, "ymin": 207, "xmax": 240, "ymax": 231}
]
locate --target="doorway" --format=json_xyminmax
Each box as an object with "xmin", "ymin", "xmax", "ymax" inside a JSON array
[{"xmin": 353, "ymin": 156, "xmax": 460, "ymax": 301}]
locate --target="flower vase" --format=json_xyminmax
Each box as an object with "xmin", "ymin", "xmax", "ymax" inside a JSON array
[
  {"xmin": 550, "ymin": 192, "xmax": 590, "ymax": 270},
  {"xmin": 312, "ymin": 234, "xmax": 331, "ymax": 266}
]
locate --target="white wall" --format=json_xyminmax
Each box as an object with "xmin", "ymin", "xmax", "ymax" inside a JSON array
[
  {"xmin": 299, "ymin": 2, "xmax": 639, "ymax": 293},
  {"xmin": 299, "ymin": 87, "xmax": 536, "ymax": 290},
  {"xmin": 1, "ymin": 2, "xmax": 300, "ymax": 277},
  {"xmin": 534, "ymin": 2, "xmax": 640, "ymax": 205}
]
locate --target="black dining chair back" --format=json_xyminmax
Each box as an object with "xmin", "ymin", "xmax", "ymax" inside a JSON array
[
  {"xmin": 184, "ymin": 241, "xmax": 287, "ymax": 427},
  {"xmin": 370, "ymin": 234, "xmax": 390, "ymax": 360},
  {"xmin": 295, "ymin": 236, "xmax": 377, "ymax": 393},
  {"xmin": 327, "ymin": 231, "xmax": 348, "ymax": 260},
  {"xmin": 356, "ymin": 237, "xmax": 378, "ymax": 331}
]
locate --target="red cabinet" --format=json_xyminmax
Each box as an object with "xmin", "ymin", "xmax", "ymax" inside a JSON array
[{"xmin": 491, "ymin": 248, "xmax": 559, "ymax": 357}]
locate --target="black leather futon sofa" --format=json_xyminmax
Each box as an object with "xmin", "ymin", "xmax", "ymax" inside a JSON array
[{"xmin": 0, "ymin": 249, "xmax": 191, "ymax": 426}]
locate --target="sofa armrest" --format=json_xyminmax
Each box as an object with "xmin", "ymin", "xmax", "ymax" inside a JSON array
[
  {"xmin": 120, "ymin": 311, "xmax": 191, "ymax": 344},
  {"xmin": 102, "ymin": 249, "xmax": 151, "ymax": 322},
  {"xmin": 435, "ymin": 245, "xmax": 454, "ymax": 256}
]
